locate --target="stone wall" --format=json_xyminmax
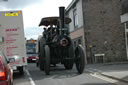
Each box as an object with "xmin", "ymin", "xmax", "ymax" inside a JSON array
[{"xmin": 82, "ymin": 0, "xmax": 127, "ymax": 63}]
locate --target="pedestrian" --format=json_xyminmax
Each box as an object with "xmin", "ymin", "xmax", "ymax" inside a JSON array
[{"xmin": 43, "ymin": 27, "xmax": 47, "ymax": 39}]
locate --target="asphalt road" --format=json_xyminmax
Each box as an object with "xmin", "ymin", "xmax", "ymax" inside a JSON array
[{"xmin": 13, "ymin": 63, "xmax": 118, "ymax": 85}]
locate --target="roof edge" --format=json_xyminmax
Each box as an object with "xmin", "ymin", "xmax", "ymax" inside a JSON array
[{"xmin": 66, "ymin": 0, "xmax": 78, "ymax": 13}]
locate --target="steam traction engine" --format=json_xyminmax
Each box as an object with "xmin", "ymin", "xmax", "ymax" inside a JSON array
[{"xmin": 38, "ymin": 7, "xmax": 85, "ymax": 75}]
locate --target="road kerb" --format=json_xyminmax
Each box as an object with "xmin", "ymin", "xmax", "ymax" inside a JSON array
[
  {"xmin": 103, "ymin": 61, "xmax": 128, "ymax": 66},
  {"xmin": 86, "ymin": 69, "xmax": 128, "ymax": 84},
  {"xmin": 100, "ymin": 73, "xmax": 128, "ymax": 84}
]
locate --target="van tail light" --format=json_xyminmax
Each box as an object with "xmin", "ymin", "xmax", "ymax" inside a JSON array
[
  {"xmin": 22, "ymin": 57, "xmax": 25, "ymax": 63},
  {"xmin": 0, "ymin": 66, "xmax": 6, "ymax": 81},
  {"xmin": 0, "ymin": 57, "xmax": 6, "ymax": 81}
]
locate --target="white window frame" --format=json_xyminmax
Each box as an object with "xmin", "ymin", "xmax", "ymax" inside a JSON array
[{"xmin": 73, "ymin": 8, "xmax": 78, "ymax": 28}]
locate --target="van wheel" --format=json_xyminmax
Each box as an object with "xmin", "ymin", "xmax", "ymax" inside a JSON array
[
  {"xmin": 18, "ymin": 66, "xmax": 24, "ymax": 75},
  {"xmin": 11, "ymin": 82, "xmax": 13, "ymax": 85}
]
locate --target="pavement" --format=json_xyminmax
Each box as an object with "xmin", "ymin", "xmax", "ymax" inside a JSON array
[{"xmin": 86, "ymin": 61, "xmax": 128, "ymax": 83}]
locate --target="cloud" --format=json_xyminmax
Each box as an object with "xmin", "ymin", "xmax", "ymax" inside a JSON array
[
  {"xmin": 24, "ymin": 26, "xmax": 43, "ymax": 40},
  {"xmin": 0, "ymin": 0, "xmax": 72, "ymax": 40},
  {"xmin": 0, "ymin": 1, "xmax": 8, "ymax": 10},
  {"xmin": 22, "ymin": 0, "xmax": 72, "ymax": 28},
  {"xmin": 7, "ymin": 0, "xmax": 44, "ymax": 9},
  {"xmin": 22, "ymin": 4, "xmax": 43, "ymax": 27}
]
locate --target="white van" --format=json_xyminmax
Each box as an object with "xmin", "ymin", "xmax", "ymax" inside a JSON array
[{"xmin": 0, "ymin": 10, "xmax": 27, "ymax": 74}]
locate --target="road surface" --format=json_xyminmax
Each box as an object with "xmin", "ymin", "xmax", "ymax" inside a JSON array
[{"xmin": 13, "ymin": 63, "xmax": 125, "ymax": 85}]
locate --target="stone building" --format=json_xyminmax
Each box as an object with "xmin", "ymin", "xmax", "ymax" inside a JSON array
[
  {"xmin": 66, "ymin": 0, "xmax": 127, "ymax": 63},
  {"xmin": 82, "ymin": 0, "xmax": 127, "ymax": 63}
]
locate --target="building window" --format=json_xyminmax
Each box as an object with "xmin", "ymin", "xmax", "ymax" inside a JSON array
[
  {"xmin": 74, "ymin": 41, "xmax": 77, "ymax": 48},
  {"xmin": 126, "ymin": 22, "xmax": 128, "ymax": 29},
  {"xmin": 73, "ymin": 8, "xmax": 78, "ymax": 28},
  {"xmin": 78, "ymin": 39, "xmax": 81, "ymax": 44},
  {"xmin": 127, "ymin": 33, "xmax": 128, "ymax": 46}
]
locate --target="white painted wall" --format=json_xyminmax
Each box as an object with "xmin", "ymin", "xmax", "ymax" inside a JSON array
[
  {"xmin": 77, "ymin": 0, "xmax": 83, "ymax": 28},
  {"xmin": 67, "ymin": 0, "xmax": 83, "ymax": 32},
  {"xmin": 68, "ymin": 9, "xmax": 74, "ymax": 32}
]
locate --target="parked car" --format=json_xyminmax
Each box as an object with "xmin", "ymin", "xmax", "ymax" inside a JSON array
[
  {"xmin": 27, "ymin": 53, "xmax": 38, "ymax": 62},
  {"xmin": 0, "ymin": 51, "xmax": 13, "ymax": 85}
]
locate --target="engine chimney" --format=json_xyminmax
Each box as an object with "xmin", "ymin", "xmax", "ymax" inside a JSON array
[{"xmin": 59, "ymin": 7, "xmax": 65, "ymax": 34}]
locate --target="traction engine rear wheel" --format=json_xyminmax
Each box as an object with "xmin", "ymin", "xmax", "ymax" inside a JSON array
[
  {"xmin": 39, "ymin": 38, "xmax": 45, "ymax": 71},
  {"xmin": 44, "ymin": 45, "xmax": 50, "ymax": 75},
  {"xmin": 39, "ymin": 59, "xmax": 44, "ymax": 71}
]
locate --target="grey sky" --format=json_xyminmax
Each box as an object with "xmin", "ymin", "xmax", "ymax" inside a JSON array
[
  {"xmin": 7, "ymin": 0, "xmax": 44, "ymax": 9},
  {"xmin": 0, "ymin": 0, "xmax": 72, "ymax": 40},
  {"xmin": 0, "ymin": 0, "xmax": 44, "ymax": 9}
]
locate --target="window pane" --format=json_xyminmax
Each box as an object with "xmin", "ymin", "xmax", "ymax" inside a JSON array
[
  {"xmin": 75, "ymin": 15, "xmax": 78, "ymax": 27},
  {"xmin": 78, "ymin": 39, "xmax": 81, "ymax": 44},
  {"xmin": 126, "ymin": 22, "xmax": 128, "ymax": 29},
  {"xmin": 73, "ymin": 9, "xmax": 78, "ymax": 28},
  {"xmin": 74, "ymin": 41, "xmax": 76, "ymax": 47}
]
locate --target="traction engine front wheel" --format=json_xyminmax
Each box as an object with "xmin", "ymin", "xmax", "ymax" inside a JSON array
[{"xmin": 75, "ymin": 44, "xmax": 85, "ymax": 74}]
